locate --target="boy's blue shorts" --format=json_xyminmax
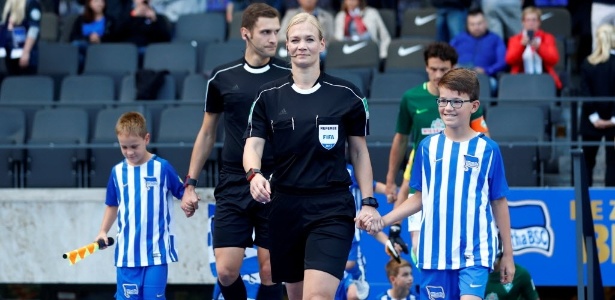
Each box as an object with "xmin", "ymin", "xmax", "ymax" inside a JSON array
[
  {"xmin": 419, "ymin": 266, "xmax": 489, "ymax": 299},
  {"xmin": 116, "ymin": 265, "xmax": 168, "ymax": 300}
]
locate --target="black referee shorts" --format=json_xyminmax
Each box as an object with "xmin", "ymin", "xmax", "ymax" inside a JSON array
[
  {"xmin": 269, "ymin": 189, "xmax": 355, "ymax": 283},
  {"xmin": 213, "ymin": 170, "xmax": 271, "ymax": 249}
]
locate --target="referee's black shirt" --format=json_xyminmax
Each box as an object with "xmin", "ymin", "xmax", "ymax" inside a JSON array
[
  {"xmin": 246, "ymin": 73, "xmax": 369, "ymax": 192},
  {"xmin": 205, "ymin": 57, "xmax": 290, "ymax": 174}
]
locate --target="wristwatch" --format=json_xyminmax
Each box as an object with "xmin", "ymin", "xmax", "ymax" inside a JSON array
[
  {"xmin": 246, "ymin": 168, "xmax": 262, "ymax": 182},
  {"xmin": 361, "ymin": 196, "xmax": 379, "ymax": 209},
  {"xmin": 183, "ymin": 175, "xmax": 198, "ymax": 188}
]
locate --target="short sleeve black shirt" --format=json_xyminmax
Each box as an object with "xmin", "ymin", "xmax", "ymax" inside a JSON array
[
  {"xmin": 246, "ymin": 73, "xmax": 369, "ymax": 190},
  {"xmin": 205, "ymin": 57, "xmax": 290, "ymax": 173}
]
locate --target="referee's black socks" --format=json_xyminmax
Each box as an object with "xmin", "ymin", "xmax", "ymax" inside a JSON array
[
  {"xmin": 218, "ymin": 276, "xmax": 246, "ymax": 300},
  {"xmin": 257, "ymin": 283, "xmax": 283, "ymax": 300}
]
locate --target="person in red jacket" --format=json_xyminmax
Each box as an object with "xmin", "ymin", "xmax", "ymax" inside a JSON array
[{"xmin": 505, "ymin": 6, "xmax": 562, "ymax": 90}]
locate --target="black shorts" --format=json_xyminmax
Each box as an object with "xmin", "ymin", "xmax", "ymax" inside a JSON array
[
  {"xmin": 213, "ymin": 170, "xmax": 272, "ymax": 249},
  {"xmin": 269, "ymin": 189, "xmax": 355, "ymax": 283}
]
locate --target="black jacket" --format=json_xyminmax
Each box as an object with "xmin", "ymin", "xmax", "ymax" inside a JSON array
[{"xmin": 579, "ymin": 54, "xmax": 615, "ymax": 137}]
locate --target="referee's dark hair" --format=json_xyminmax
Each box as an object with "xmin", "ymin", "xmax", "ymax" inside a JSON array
[
  {"xmin": 423, "ymin": 42, "xmax": 458, "ymax": 66},
  {"xmin": 438, "ymin": 68, "xmax": 480, "ymax": 101},
  {"xmin": 241, "ymin": 3, "xmax": 281, "ymax": 32}
]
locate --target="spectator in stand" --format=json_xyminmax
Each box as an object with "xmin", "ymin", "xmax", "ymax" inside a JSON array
[
  {"xmin": 451, "ymin": 8, "xmax": 507, "ymax": 95},
  {"xmin": 279, "ymin": 0, "xmax": 334, "ymax": 43},
  {"xmin": 580, "ymin": 24, "xmax": 615, "ymax": 187},
  {"xmin": 70, "ymin": 0, "xmax": 117, "ymax": 70},
  {"xmin": 430, "ymin": 0, "xmax": 472, "ymax": 42},
  {"xmin": 505, "ymin": 6, "xmax": 562, "ymax": 90},
  {"xmin": 115, "ymin": 0, "xmax": 171, "ymax": 56},
  {"xmin": 481, "ymin": 0, "xmax": 522, "ymax": 41},
  {"xmin": 334, "ymin": 0, "xmax": 390, "ymax": 59},
  {"xmin": 592, "ymin": 0, "xmax": 615, "ymax": 50},
  {"xmin": 150, "ymin": 0, "xmax": 205, "ymax": 22},
  {"xmin": 0, "ymin": 0, "xmax": 41, "ymax": 75}
]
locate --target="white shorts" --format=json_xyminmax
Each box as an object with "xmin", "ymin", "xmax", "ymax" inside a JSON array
[{"xmin": 406, "ymin": 193, "xmax": 422, "ymax": 232}]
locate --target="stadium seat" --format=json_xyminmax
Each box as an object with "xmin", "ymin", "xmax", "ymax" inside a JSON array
[
  {"xmin": 181, "ymin": 73, "xmax": 208, "ymax": 102},
  {"xmin": 384, "ymin": 38, "xmax": 432, "ymax": 73},
  {"xmin": 119, "ymin": 73, "xmax": 177, "ymax": 101},
  {"xmin": 174, "ymin": 13, "xmax": 227, "ymax": 44},
  {"xmin": 155, "ymin": 106, "xmax": 219, "ymax": 187},
  {"xmin": 326, "ymin": 69, "xmax": 368, "ymax": 96},
  {"xmin": 59, "ymin": 75, "xmax": 115, "ymax": 102},
  {"xmin": 227, "ymin": 11, "xmax": 244, "ymax": 41},
  {"xmin": 88, "ymin": 106, "xmax": 149, "ymax": 187},
  {"xmin": 26, "ymin": 108, "xmax": 89, "ymax": 187},
  {"xmin": 487, "ymin": 105, "xmax": 546, "ymax": 186},
  {"xmin": 40, "ymin": 12, "xmax": 59, "ymax": 43},
  {"xmin": 476, "ymin": 72, "xmax": 493, "ymax": 102},
  {"xmin": 366, "ymin": 101, "xmax": 399, "ymax": 183},
  {"xmin": 58, "ymin": 13, "xmax": 79, "ymax": 43},
  {"xmin": 370, "ymin": 72, "xmax": 426, "ymax": 100},
  {"xmin": 378, "ymin": 8, "xmax": 397, "ymax": 38},
  {"xmin": 540, "ymin": 8, "xmax": 571, "ymax": 40},
  {"xmin": 202, "ymin": 42, "xmax": 246, "ymax": 76},
  {"xmin": 143, "ymin": 42, "xmax": 197, "ymax": 91},
  {"xmin": 83, "ymin": 43, "xmax": 139, "ymax": 95},
  {"xmin": 38, "ymin": 43, "xmax": 79, "ymax": 99},
  {"xmin": 0, "ymin": 109, "xmax": 26, "ymax": 187},
  {"xmin": 400, "ymin": 7, "xmax": 438, "ymax": 39},
  {"xmin": 325, "ymin": 40, "xmax": 380, "ymax": 70},
  {"xmin": 0, "ymin": 75, "xmax": 54, "ymax": 102}
]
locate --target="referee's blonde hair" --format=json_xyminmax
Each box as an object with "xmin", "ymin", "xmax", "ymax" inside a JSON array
[
  {"xmin": 116, "ymin": 111, "xmax": 148, "ymax": 138},
  {"xmin": 285, "ymin": 12, "xmax": 324, "ymax": 42},
  {"xmin": 587, "ymin": 24, "xmax": 615, "ymax": 65}
]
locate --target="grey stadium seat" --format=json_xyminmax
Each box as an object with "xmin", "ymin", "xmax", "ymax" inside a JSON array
[
  {"xmin": 38, "ymin": 43, "xmax": 79, "ymax": 78},
  {"xmin": 202, "ymin": 42, "xmax": 246, "ymax": 76},
  {"xmin": 366, "ymin": 102, "xmax": 400, "ymax": 183},
  {"xmin": 378, "ymin": 8, "xmax": 397, "ymax": 38},
  {"xmin": 540, "ymin": 8, "xmax": 571, "ymax": 39},
  {"xmin": 0, "ymin": 109, "xmax": 26, "ymax": 187},
  {"xmin": 83, "ymin": 43, "xmax": 138, "ymax": 95},
  {"xmin": 325, "ymin": 40, "xmax": 380, "ymax": 70},
  {"xmin": 181, "ymin": 73, "xmax": 208, "ymax": 102},
  {"xmin": 155, "ymin": 106, "xmax": 217, "ymax": 187},
  {"xmin": 400, "ymin": 7, "xmax": 437, "ymax": 39},
  {"xmin": 0, "ymin": 75, "xmax": 54, "ymax": 102},
  {"xmin": 40, "ymin": 12, "xmax": 59, "ymax": 43},
  {"xmin": 370, "ymin": 72, "xmax": 426, "ymax": 100},
  {"xmin": 174, "ymin": 13, "xmax": 227, "ymax": 44},
  {"xmin": 59, "ymin": 75, "xmax": 115, "ymax": 102},
  {"xmin": 120, "ymin": 73, "xmax": 177, "ymax": 101},
  {"xmin": 326, "ymin": 69, "xmax": 368, "ymax": 96},
  {"xmin": 26, "ymin": 108, "xmax": 89, "ymax": 187},
  {"xmin": 385, "ymin": 38, "xmax": 432, "ymax": 73}
]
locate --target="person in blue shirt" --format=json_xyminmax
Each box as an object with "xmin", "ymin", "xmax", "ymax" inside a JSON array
[
  {"xmin": 450, "ymin": 8, "xmax": 507, "ymax": 96},
  {"xmin": 360, "ymin": 68, "xmax": 515, "ymax": 300},
  {"xmin": 376, "ymin": 258, "xmax": 418, "ymax": 300}
]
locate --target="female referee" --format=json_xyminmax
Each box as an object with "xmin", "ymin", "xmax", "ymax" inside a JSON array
[{"xmin": 243, "ymin": 12, "xmax": 380, "ymax": 300}]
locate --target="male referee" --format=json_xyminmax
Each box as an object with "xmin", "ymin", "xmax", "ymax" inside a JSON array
[{"xmin": 179, "ymin": 3, "xmax": 290, "ymax": 299}]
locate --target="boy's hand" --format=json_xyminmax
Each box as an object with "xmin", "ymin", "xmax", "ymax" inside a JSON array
[
  {"xmin": 499, "ymin": 254, "xmax": 515, "ymax": 283},
  {"xmin": 94, "ymin": 233, "xmax": 110, "ymax": 249},
  {"xmin": 180, "ymin": 187, "xmax": 199, "ymax": 217}
]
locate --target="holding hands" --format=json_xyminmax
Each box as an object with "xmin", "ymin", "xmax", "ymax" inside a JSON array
[
  {"xmin": 249, "ymin": 173, "xmax": 271, "ymax": 204},
  {"xmin": 180, "ymin": 187, "xmax": 200, "ymax": 217}
]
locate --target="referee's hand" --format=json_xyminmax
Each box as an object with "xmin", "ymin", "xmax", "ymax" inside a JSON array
[
  {"xmin": 180, "ymin": 187, "xmax": 199, "ymax": 218},
  {"xmin": 249, "ymin": 174, "xmax": 271, "ymax": 204}
]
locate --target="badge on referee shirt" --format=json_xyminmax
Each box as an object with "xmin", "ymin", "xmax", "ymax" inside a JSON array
[{"xmin": 319, "ymin": 125, "xmax": 338, "ymax": 150}]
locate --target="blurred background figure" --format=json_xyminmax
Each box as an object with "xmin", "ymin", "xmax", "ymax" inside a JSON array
[
  {"xmin": 334, "ymin": 0, "xmax": 390, "ymax": 59},
  {"xmin": 279, "ymin": 0, "xmax": 334, "ymax": 42},
  {"xmin": 150, "ymin": 0, "xmax": 205, "ymax": 22},
  {"xmin": 115, "ymin": 0, "xmax": 171, "ymax": 62},
  {"xmin": 481, "ymin": 0, "xmax": 522, "ymax": 41},
  {"xmin": 591, "ymin": 0, "xmax": 615, "ymax": 50},
  {"xmin": 70, "ymin": 0, "xmax": 117, "ymax": 71},
  {"xmin": 376, "ymin": 258, "xmax": 418, "ymax": 300},
  {"xmin": 579, "ymin": 23, "xmax": 615, "ymax": 187},
  {"xmin": 430, "ymin": 0, "xmax": 472, "ymax": 42},
  {"xmin": 0, "ymin": 0, "xmax": 41, "ymax": 75},
  {"xmin": 505, "ymin": 6, "xmax": 562, "ymax": 90},
  {"xmin": 451, "ymin": 8, "xmax": 507, "ymax": 95}
]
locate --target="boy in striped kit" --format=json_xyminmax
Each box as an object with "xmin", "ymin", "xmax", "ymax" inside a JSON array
[
  {"xmin": 95, "ymin": 112, "xmax": 185, "ymax": 300},
  {"xmin": 361, "ymin": 68, "xmax": 514, "ymax": 300}
]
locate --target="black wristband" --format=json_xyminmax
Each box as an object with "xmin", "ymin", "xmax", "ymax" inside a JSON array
[
  {"xmin": 184, "ymin": 175, "xmax": 197, "ymax": 188},
  {"xmin": 361, "ymin": 196, "xmax": 379, "ymax": 209}
]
